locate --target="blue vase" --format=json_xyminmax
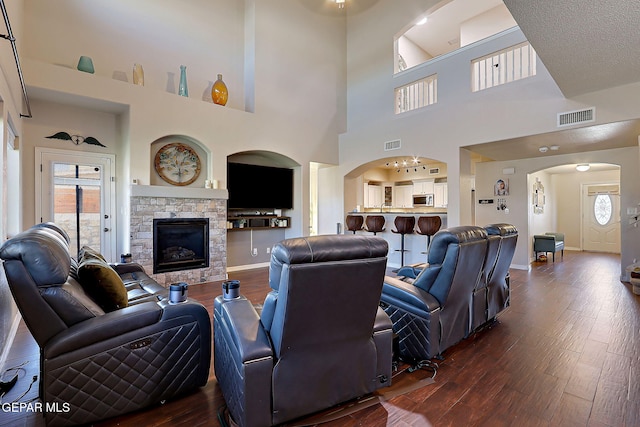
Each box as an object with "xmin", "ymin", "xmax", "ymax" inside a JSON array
[{"xmin": 178, "ymin": 65, "xmax": 188, "ymax": 96}]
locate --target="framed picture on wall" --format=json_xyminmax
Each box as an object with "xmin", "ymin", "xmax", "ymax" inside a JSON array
[
  {"xmin": 494, "ymin": 179, "xmax": 509, "ymax": 195},
  {"xmin": 533, "ymin": 178, "xmax": 545, "ymax": 214}
]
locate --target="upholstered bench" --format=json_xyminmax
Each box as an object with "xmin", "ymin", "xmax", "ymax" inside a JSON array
[{"xmin": 533, "ymin": 232, "xmax": 564, "ymax": 262}]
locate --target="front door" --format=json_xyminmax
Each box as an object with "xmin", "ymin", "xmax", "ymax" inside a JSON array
[
  {"xmin": 36, "ymin": 148, "xmax": 116, "ymax": 260},
  {"xmin": 582, "ymin": 183, "xmax": 620, "ymax": 253}
]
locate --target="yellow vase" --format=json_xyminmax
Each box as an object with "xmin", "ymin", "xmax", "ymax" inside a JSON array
[{"xmin": 211, "ymin": 74, "xmax": 228, "ymax": 106}]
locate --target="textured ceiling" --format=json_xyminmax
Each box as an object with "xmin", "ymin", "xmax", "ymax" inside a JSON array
[
  {"xmin": 466, "ymin": 0, "xmax": 640, "ymax": 162},
  {"xmin": 503, "ymin": 0, "xmax": 640, "ymax": 98}
]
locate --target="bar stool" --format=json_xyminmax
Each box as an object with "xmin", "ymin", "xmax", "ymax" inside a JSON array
[
  {"xmin": 345, "ymin": 215, "xmax": 364, "ymax": 234},
  {"xmin": 392, "ymin": 216, "xmax": 415, "ymax": 267},
  {"xmin": 365, "ymin": 215, "xmax": 385, "ymax": 235},
  {"xmin": 416, "ymin": 216, "xmax": 442, "ymax": 254}
]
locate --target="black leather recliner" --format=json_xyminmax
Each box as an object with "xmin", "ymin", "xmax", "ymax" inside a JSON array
[
  {"xmin": 471, "ymin": 231, "xmax": 501, "ymax": 331},
  {"xmin": 214, "ymin": 234, "xmax": 393, "ymax": 427},
  {"xmin": 485, "ymin": 223, "xmax": 518, "ymax": 320},
  {"xmin": 0, "ymin": 223, "xmax": 211, "ymax": 426},
  {"xmin": 380, "ymin": 226, "xmax": 488, "ymax": 361}
]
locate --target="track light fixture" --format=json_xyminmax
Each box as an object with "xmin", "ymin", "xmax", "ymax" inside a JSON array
[{"xmin": 386, "ymin": 157, "xmax": 431, "ymax": 175}]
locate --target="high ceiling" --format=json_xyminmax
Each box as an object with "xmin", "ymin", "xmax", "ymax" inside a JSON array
[{"xmin": 468, "ymin": 0, "xmax": 640, "ymax": 163}]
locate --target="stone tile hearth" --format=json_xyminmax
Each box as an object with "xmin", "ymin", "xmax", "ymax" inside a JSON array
[{"xmin": 129, "ymin": 185, "xmax": 227, "ymax": 286}]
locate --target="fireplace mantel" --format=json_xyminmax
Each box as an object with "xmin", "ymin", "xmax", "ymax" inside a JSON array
[{"xmin": 130, "ymin": 184, "xmax": 228, "ymax": 200}]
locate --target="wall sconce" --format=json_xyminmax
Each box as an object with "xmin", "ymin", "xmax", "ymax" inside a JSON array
[{"xmin": 576, "ymin": 164, "xmax": 590, "ymax": 172}]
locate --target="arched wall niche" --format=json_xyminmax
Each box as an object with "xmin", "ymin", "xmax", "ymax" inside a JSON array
[
  {"xmin": 228, "ymin": 150, "xmax": 300, "ymax": 168},
  {"xmin": 149, "ymin": 135, "xmax": 211, "ymax": 187}
]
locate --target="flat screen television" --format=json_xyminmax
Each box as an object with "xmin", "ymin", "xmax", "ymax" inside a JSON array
[{"xmin": 227, "ymin": 163, "xmax": 294, "ymax": 209}]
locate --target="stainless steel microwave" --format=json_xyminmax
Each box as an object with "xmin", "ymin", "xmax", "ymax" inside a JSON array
[{"xmin": 413, "ymin": 194, "xmax": 434, "ymax": 207}]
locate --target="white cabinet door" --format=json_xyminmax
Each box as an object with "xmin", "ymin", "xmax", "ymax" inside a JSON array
[
  {"xmin": 394, "ymin": 185, "xmax": 413, "ymax": 208},
  {"xmin": 434, "ymin": 183, "xmax": 448, "ymax": 208},
  {"xmin": 413, "ymin": 180, "xmax": 434, "ymax": 195},
  {"xmin": 366, "ymin": 184, "xmax": 382, "ymax": 208}
]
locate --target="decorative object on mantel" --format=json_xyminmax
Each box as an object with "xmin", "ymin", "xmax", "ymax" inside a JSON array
[
  {"xmin": 178, "ymin": 65, "xmax": 188, "ymax": 96},
  {"xmin": 133, "ymin": 63, "xmax": 144, "ymax": 86},
  {"xmin": 77, "ymin": 56, "xmax": 95, "ymax": 74},
  {"xmin": 211, "ymin": 74, "xmax": 228, "ymax": 105},
  {"xmin": 154, "ymin": 142, "xmax": 201, "ymax": 186},
  {"xmin": 46, "ymin": 132, "xmax": 106, "ymax": 147}
]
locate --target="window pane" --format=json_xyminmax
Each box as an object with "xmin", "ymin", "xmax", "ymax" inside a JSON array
[{"xmin": 594, "ymin": 194, "xmax": 612, "ymax": 225}]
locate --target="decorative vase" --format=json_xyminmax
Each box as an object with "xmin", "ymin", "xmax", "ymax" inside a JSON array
[
  {"xmin": 211, "ymin": 74, "xmax": 228, "ymax": 106},
  {"xmin": 178, "ymin": 65, "xmax": 189, "ymax": 96},
  {"xmin": 77, "ymin": 56, "xmax": 95, "ymax": 74},
  {"xmin": 133, "ymin": 63, "xmax": 144, "ymax": 86}
]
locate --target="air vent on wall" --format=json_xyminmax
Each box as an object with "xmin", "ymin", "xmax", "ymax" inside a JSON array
[
  {"xmin": 557, "ymin": 107, "xmax": 595, "ymax": 127},
  {"xmin": 384, "ymin": 139, "xmax": 401, "ymax": 151},
  {"xmin": 429, "ymin": 168, "xmax": 440, "ymax": 175}
]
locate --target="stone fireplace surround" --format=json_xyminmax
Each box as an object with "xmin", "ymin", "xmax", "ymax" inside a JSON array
[{"xmin": 129, "ymin": 185, "xmax": 227, "ymax": 286}]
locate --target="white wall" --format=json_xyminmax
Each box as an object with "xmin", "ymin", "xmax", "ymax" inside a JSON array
[
  {"xmin": 460, "ymin": 5, "xmax": 517, "ymax": 47},
  {"xmin": 552, "ymin": 168, "xmax": 620, "ymax": 250},
  {"xmin": 397, "ymin": 35, "xmax": 431, "ymax": 71},
  {"xmin": 19, "ymin": 0, "xmax": 347, "ymax": 258},
  {"xmin": 0, "ymin": 0, "xmax": 28, "ymax": 373},
  {"xmin": 475, "ymin": 147, "xmax": 638, "ymax": 276}
]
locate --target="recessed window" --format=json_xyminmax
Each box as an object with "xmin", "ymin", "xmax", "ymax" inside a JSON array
[
  {"xmin": 395, "ymin": 75, "xmax": 438, "ymax": 114},
  {"xmin": 594, "ymin": 194, "xmax": 612, "ymax": 225},
  {"xmin": 471, "ymin": 41, "xmax": 537, "ymax": 92}
]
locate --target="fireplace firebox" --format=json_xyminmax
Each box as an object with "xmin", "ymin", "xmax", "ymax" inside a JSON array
[{"xmin": 153, "ymin": 218, "xmax": 209, "ymax": 274}]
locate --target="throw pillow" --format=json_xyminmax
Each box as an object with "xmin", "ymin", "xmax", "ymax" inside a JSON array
[
  {"xmin": 79, "ymin": 245, "xmax": 107, "ymax": 262},
  {"xmin": 77, "ymin": 256, "xmax": 128, "ymax": 312}
]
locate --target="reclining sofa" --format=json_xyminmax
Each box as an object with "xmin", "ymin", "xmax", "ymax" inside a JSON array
[
  {"xmin": 380, "ymin": 224, "xmax": 517, "ymax": 362},
  {"xmin": 0, "ymin": 223, "xmax": 211, "ymax": 426},
  {"xmin": 214, "ymin": 234, "xmax": 393, "ymax": 427}
]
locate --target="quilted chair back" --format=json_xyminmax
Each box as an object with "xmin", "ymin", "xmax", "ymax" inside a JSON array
[
  {"xmin": 485, "ymin": 223, "xmax": 518, "ymax": 319},
  {"xmin": 265, "ymin": 234, "xmax": 388, "ymax": 425}
]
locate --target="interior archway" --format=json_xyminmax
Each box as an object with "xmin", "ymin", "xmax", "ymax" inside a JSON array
[{"xmin": 527, "ymin": 162, "xmax": 620, "ymax": 263}]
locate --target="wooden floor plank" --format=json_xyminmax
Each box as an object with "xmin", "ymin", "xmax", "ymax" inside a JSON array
[{"xmin": 3, "ymin": 250, "xmax": 639, "ymax": 426}]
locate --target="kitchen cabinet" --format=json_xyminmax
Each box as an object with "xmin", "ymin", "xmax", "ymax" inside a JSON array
[
  {"xmin": 434, "ymin": 183, "xmax": 448, "ymax": 208},
  {"xmin": 413, "ymin": 179, "xmax": 434, "ymax": 195},
  {"xmin": 364, "ymin": 184, "xmax": 383, "ymax": 208},
  {"xmin": 394, "ymin": 185, "xmax": 414, "ymax": 208}
]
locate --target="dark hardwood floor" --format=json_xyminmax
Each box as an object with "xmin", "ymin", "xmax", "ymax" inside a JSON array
[{"xmin": 1, "ymin": 250, "xmax": 638, "ymax": 426}]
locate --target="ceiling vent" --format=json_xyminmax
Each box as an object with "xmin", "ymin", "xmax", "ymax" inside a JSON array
[
  {"xmin": 557, "ymin": 107, "xmax": 595, "ymax": 127},
  {"xmin": 429, "ymin": 167, "xmax": 440, "ymax": 175},
  {"xmin": 384, "ymin": 139, "xmax": 401, "ymax": 151}
]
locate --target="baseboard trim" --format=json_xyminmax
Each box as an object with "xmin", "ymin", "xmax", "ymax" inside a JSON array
[
  {"xmin": 0, "ymin": 311, "xmax": 22, "ymax": 372},
  {"xmin": 227, "ymin": 262, "xmax": 270, "ymax": 272}
]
